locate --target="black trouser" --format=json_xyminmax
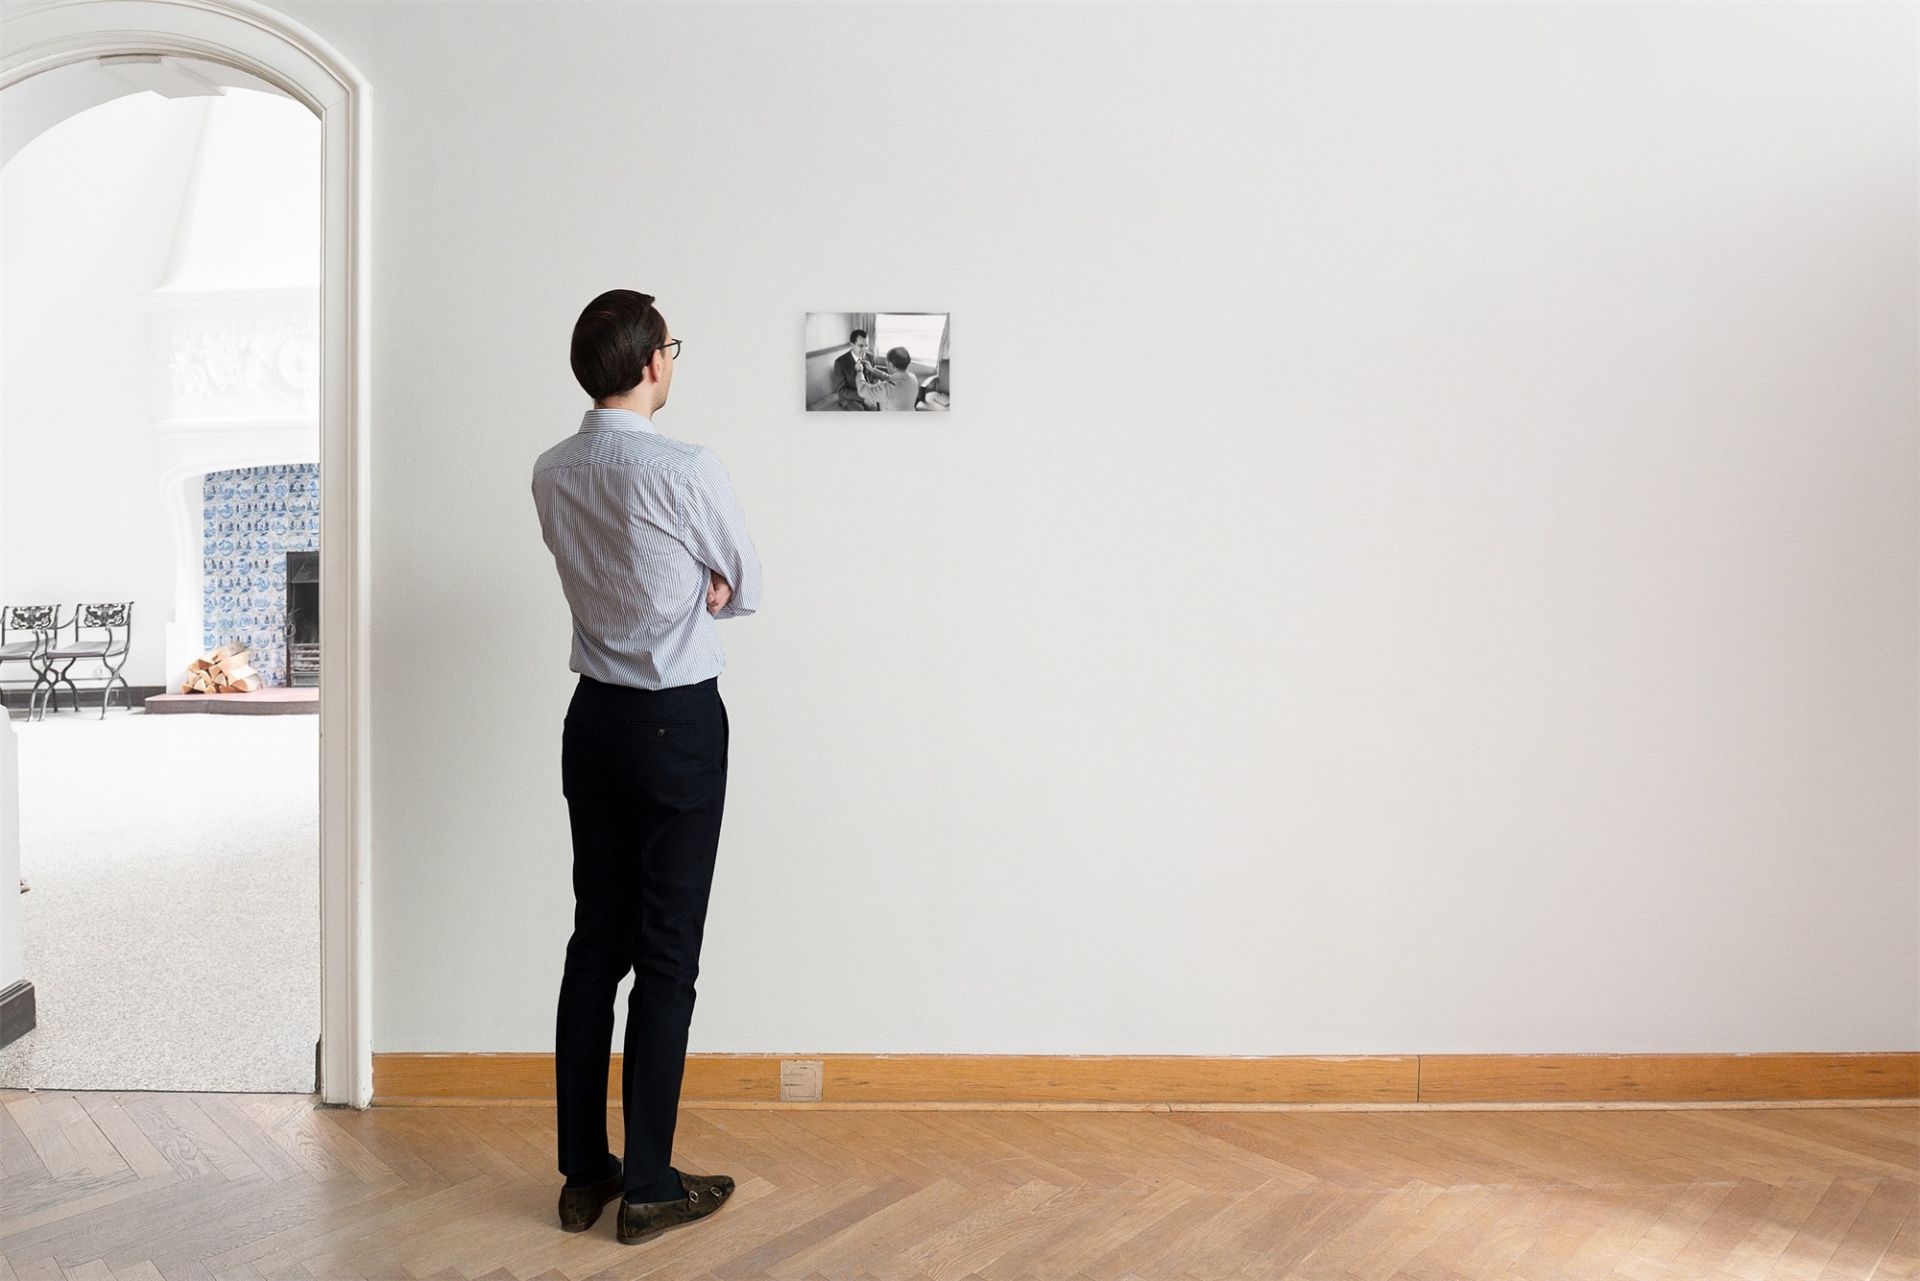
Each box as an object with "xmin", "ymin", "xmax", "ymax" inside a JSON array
[{"xmin": 555, "ymin": 672, "xmax": 728, "ymax": 1203}]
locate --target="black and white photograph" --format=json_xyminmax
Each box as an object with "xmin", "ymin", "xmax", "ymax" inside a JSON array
[{"xmin": 806, "ymin": 312, "xmax": 950, "ymax": 412}]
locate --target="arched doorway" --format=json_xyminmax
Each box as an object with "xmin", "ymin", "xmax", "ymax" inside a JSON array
[{"xmin": 0, "ymin": 0, "xmax": 373, "ymax": 1107}]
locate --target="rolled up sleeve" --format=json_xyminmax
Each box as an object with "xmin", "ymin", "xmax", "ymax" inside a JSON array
[{"xmin": 678, "ymin": 448, "xmax": 762, "ymax": 619}]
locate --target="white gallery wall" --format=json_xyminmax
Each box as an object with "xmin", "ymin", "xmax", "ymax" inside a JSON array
[
  {"xmin": 264, "ymin": 0, "xmax": 1917, "ymax": 1057},
  {"xmin": 0, "ymin": 85, "xmax": 318, "ymax": 688}
]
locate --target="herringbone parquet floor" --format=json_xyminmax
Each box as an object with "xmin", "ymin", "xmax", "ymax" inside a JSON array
[{"xmin": 1, "ymin": 1090, "xmax": 1913, "ymax": 1280}]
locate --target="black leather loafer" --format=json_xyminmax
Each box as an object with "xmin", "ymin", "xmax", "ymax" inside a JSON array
[
  {"xmin": 616, "ymin": 1170, "xmax": 736, "ymax": 1244},
  {"xmin": 557, "ymin": 1160, "xmax": 623, "ymax": 1232}
]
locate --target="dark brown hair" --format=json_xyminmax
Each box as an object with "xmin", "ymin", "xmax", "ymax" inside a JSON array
[{"xmin": 571, "ymin": 289, "xmax": 667, "ymax": 399}]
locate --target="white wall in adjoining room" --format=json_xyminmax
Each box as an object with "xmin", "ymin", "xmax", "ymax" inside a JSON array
[
  {"xmin": 267, "ymin": 1, "xmax": 1917, "ymax": 1059},
  {"xmin": 0, "ymin": 83, "xmax": 319, "ymax": 689}
]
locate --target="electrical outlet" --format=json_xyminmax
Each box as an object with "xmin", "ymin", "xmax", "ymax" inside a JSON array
[{"xmin": 779, "ymin": 1059, "xmax": 823, "ymax": 1102}]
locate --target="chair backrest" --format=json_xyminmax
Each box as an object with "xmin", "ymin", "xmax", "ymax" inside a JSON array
[
  {"xmin": 0, "ymin": 605, "xmax": 59, "ymax": 645},
  {"xmin": 79, "ymin": 602, "xmax": 131, "ymax": 629},
  {"xmin": 73, "ymin": 602, "xmax": 134, "ymax": 654}
]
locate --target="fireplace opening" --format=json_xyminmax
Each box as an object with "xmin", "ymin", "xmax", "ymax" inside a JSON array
[{"xmin": 284, "ymin": 551, "xmax": 319, "ymax": 687}]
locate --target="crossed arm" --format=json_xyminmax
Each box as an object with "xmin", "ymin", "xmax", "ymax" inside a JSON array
[{"xmin": 680, "ymin": 448, "xmax": 761, "ymax": 621}]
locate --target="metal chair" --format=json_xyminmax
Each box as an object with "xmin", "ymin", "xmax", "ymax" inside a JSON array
[
  {"xmin": 40, "ymin": 602, "xmax": 134, "ymax": 720},
  {"xmin": 0, "ymin": 605, "xmax": 59, "ymax": 716}
]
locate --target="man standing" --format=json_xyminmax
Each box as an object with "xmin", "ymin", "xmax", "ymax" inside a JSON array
[{"xmin": 531, "ymin": 288, "xmax": 762, "ymax": 1244}]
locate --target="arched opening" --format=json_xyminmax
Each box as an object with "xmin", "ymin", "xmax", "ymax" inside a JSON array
[{"xmin": 0, "ymin": 0, "xmax": 372, "ymax": 1107}]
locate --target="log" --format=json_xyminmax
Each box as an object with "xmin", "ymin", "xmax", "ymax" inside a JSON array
[{"xmin": 184, "ymin": 643, "xmax": 269, "ymax": 694}]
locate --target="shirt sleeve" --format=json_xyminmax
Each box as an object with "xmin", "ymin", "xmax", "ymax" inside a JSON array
[{"xmin": 678, "ymin": 448, "xmax": 762, "ymax": 620}]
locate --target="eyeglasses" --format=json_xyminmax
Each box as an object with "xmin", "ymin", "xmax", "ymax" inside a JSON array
[{"xmin": 655, "ymin": 338, "xmax": 682, "ymax": 361}]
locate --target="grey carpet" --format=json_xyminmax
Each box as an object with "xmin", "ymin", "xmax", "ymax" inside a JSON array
[{"xmin": 0, "ymin": 709, "xmax": 319, "ymax": 1092}]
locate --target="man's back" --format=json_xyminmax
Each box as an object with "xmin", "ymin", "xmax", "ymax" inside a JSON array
[
  {"xmin": 532, "ymin": 407, "xmax": 761, "ymax": 690},
  {"xmin": 549, "ymin": 289, "xmax": 753, "ymax": 1228},
  {"xmin": 875, "ymin": 366, "xmax": 920, "ymax": 411}
]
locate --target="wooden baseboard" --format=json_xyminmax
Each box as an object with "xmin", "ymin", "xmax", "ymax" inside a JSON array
[
  {"xmin": 371, "ymin": 1051, "xmax": 1919, "ymax": 1107},
  {"xmin": 1, "ymin": 686, "xmax": 161, "ymax": 711}
]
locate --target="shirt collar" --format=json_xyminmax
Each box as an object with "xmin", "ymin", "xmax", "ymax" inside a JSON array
[{"xmin": 580, "ymin": 406, "xmax": 657, "ymax": 434}]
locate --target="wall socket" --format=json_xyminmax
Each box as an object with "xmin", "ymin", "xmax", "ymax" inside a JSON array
[{"xmin": 779, "ymin": 1059, "xmax": 823, "ymax": 1102}]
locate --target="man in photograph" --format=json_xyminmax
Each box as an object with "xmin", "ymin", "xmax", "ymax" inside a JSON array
[
  {"xmin": 831, "ymin": 328, "xmax": 878, "ymax": 410},
  {"xmin": 532, "ymin": 287, "xmax": 762, "ymax": 1245},
  {"xmin": 873, "ymin": 346, "xmax": 921, "ymax": 411}
]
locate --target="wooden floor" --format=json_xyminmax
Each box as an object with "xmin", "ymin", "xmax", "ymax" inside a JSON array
[{"xmin": 1, "ymin": 1091, "xmax": 1914, "ymax": 1280}]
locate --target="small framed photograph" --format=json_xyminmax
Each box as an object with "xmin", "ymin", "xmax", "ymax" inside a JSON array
[{"xmin": 806, "ymin": 312, "xmax": 950, "ymax": 412}]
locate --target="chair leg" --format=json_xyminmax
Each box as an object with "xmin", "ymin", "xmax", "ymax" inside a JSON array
[
  {"xmin": 50, "ymin": 659, "xmax": 78, "ymax": 716},
  {"xmin": 100, "ymin": 654, "xmax": 131, "ymax": 717},
  {"xmin": 23, "ymin": 659, "xmax": 45, "ymax": 721},
  {"xmin": 102, "ymin": 673, "xmax": 131, "ymax": 716}
]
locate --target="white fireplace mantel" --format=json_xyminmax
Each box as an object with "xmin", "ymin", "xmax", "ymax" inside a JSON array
[{"xmin": 143, "ymin": 287, "xmax": 319, "ymax": 684}]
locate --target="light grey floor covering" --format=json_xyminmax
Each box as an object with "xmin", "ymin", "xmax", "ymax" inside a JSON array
[{"xmin": 0, "ymin": 709, "xmax": 319, "ymax": 1092}]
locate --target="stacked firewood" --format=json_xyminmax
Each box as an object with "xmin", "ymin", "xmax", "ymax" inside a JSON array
[{"xmin": 181, "ymin": 644, "xmax": 263, "ymax": 694}]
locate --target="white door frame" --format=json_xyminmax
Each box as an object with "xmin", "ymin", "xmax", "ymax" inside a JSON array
[{"xmin": 0, "ymin": 0, "xmax": 373, "ymax": 1107}]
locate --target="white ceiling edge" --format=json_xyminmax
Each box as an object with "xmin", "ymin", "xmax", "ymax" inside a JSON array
[{"xmin": 1, "ymin": 53, "xmax": 292, "ymax": 172}]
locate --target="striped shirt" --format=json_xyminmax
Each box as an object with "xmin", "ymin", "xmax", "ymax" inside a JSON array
[{"xmin": 531, "ymin": 407, "xmax": 761, "ymax": 690}]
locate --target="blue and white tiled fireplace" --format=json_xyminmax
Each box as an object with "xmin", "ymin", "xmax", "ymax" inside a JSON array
[{"xmin": 202, "ymin": 463, "xmax": 321, "ymax": 687}]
